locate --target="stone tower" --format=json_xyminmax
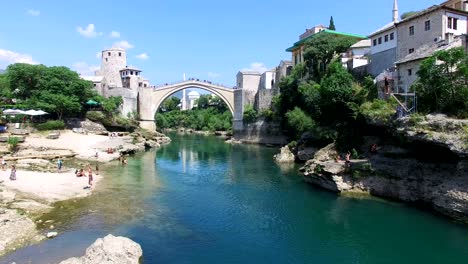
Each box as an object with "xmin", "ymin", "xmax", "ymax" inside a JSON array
[{"xmin": 101, "ymin": 48, "xmax": 126, "ymax": 88}]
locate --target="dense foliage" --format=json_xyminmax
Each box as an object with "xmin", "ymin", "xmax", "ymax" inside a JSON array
[
  {"xmin": 0, "ymin": 63, "xmax": 97, "ymax": 119},
  {"xmin": 412, "ymin": 47, "xmax": 468, "ymax": 118},
  {"xmin": 36, "ymin": 120, "xmax": 66, "ymax": 131},
  {"xmin": 156, "ymin": 95, "xmax": 232, "ymax": 131}
]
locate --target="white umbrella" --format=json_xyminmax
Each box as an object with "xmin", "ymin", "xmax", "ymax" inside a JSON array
[
  {"xmin": 23, "ymin": 110, "xmax": 49, "ymax": 116},
  {"xmin": 2, "ymin": 109, "xmax": 27, "ymax": 115}
]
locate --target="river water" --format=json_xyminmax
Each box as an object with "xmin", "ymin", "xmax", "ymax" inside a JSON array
[{"xmin": 3, "ymin": 133, "xmax": 468, "ymax": 264}]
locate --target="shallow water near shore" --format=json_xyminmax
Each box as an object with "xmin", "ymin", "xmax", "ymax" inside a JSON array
[{"xmin": 2, "ymin": 133, "xmax": 468, "ymax": 263}]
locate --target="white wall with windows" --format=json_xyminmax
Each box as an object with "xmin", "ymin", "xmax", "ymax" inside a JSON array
[
  {"xmin": 445, "ymin": 12, "xmax": 468, "ymax": 35},
  {"xmin": 370, "ymin": 28, "xmax": 397, "ymax": 55}
]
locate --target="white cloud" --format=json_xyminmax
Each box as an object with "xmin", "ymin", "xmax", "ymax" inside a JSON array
[
  {"xmin": 109, "ymin": 31, "xmax": 120, "ymax": 38},
  {"xmin": 135, "ymin": 53, "xmax": 149, "ymax": 60},
  {"xmin": 207, "ymin": 72, "xmax": 220, "ymax": 78},
  {"xmin": 112, "ymin": 40, "xmax": 134, "ymax": 49},
  {"xmin": 0, "ymin": 49, "xmax": 39, "ymax": 68},
  {"xmin": 77, "ymin": 24, "xmax": 102, "ymax": 38},
  {"xmin": 241, "ymin": 62, "xmax": 268, "ymax": 73},
  {"xmin": 72, "ymin": 62, "xmax": 100, "ymax": 76},
  {"xmin": 27, "ymin": 9, "xmax": 40, "ymax": 16},
  {"xmin": 96, "ymin": 52, "xmax": 102, "ymax": 59}
]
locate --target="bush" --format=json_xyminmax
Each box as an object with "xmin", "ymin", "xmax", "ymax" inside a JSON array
[
  {"xmin": 408, "ymin": 113, "xmax": 425, "ymax": 127},
  {"xmin": 36, "ymin": 120, "xmax": 65, "ymax": 131},
  {"xmin": 285, "ymin": 107, "xmax": 316, "ymax": 139},
  {"xmin": 287, "ymin": 141, "xmax": 297, "ymax": 150},
  {"xmin": 243, "ymin": 105, "xmax": 257, "ymax": 124},
  {"xmin": 86, "ymin": 111, "xmax": 106, "ymax": 123},
  {"xmin": 7, "ymin": 136, "xmax": 19, "ymax": 152},
  {"xmin": 359, "ymin": 99, "xmax": 397, "ymax": 124},
  {"xmin": 259, "ymin": 109, "xmax": 274, "ymax": 122}
]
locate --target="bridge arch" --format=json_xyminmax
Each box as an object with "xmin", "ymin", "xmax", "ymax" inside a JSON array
[{"xmin": 138, "ymin": 80, "xmax": 235, "ymax": 130}]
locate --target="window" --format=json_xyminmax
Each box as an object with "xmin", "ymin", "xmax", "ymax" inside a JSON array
[
  {"xmin": 108, "ymin": 52, "xmax": 111, "ymax": 56},
  {"xmin": 448, "ymin": 17, "xmax": 458, "ymax": 29},
  {"xmin": 425, "ymin": 20, "xmax": 431, "ymax": 31},
  {"xmin": 118, "ymin": 52, "xmax": 122, "ymax": 57},
  {"xmin": 385, "ymin": 35, "xmax": 389, "ymax": 42},
  {"xmin": 409, "ymin": 48, "xmax": 414, "ymax": 54},
  {"xmin": 105, "ymin": 58, "xmax": 108, "ymax": 62},
  {"xmin": 130, "ymin": 71, "xmax": 134, "ymax": 75},
  {"xmin": 409, "ymin": 26, "xmax": 414, "ymax": 36},
  {"xmin": 390, "ymin": 32, "xmax": 394, "ymax": 40},
  {"xmin": 378, "ymin": 37, "xmax": 382, "ymax": 44},
  {"xmin": 408, "ymin": 69, "xmax": 413, "ymax": 76},
  {"xmin": 373, "ymin": 39, "xmax": 377, "ymax": 46}
]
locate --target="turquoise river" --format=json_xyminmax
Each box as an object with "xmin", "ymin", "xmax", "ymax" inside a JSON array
[{"xmin": 2, "ymin": 133, "xmax": 468, "ymax": 263}]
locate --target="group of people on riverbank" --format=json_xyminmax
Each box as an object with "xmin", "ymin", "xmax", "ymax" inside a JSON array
[{"xmin": 75, "ymin": 164, "xmax": 94, "ymax": 187}]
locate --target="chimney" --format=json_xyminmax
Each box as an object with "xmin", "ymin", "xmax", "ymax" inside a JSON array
[{"xmin": 393, "ymin": 0, "xmax": 399, "ymax": 22}]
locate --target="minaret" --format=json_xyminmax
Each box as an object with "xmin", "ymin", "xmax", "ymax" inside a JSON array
[{"xmin": 393, "ymin": 0, "xmax": 399, "ymax": 22}]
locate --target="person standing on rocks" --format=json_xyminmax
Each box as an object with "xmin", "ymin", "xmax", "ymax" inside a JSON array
[
  {"xmin": 0, "ymin": 156, "xmax": 6, "ymax": 170},
  {"xmin": 87, "ymin": 165, "xmax": 93, "ymax": 187},
  {"xmin": 9, "ymin": 165, "xmax": 16, "ymax": 180},
  {"xmin": 57, "ymin": 158, "xmax": 63, "ymax": 172}
]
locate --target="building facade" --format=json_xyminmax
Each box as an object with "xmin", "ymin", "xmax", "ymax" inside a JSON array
[{"xmin": 395, "ymin": 0, "xmax": 468, "ymax": 92}]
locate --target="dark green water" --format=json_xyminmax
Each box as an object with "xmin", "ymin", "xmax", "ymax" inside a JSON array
[{"xmin": 3, "ymin": 133, "xmax": 468, "ymax": 264}]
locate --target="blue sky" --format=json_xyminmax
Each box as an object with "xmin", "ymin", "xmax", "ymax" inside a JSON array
[{"xmin": 0, "ymin": 0, "xmax": 442, "ymax": 87}]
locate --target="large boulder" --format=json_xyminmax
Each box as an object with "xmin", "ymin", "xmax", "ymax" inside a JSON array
[
  {"xmin": 273, "ymin": 146, "xmax": 295, "ymax": 163},
  {"xmin": 59, "ymin": 234, "xmax": 143, "ymax": 264}
]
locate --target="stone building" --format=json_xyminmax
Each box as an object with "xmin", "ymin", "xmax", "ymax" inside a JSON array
[
  {"xmin": 82, "ymin": 48, "xmax": 151, "ymax": 117},
  {"xmin": 395, "ymin": 0, "xmax": 468, "ymax": 92},
  {"xmin": 368, "ymin": 0, "xmax": 468, "ymax": 92}
]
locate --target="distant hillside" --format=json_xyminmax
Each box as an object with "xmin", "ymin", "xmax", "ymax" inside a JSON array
[{"xmin": 0, "ymin": 69, "xmax": 5, "ymax": 74}]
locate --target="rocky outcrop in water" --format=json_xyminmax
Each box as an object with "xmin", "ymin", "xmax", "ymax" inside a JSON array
[
  {"xmin": 59, "ymin": 234, "xmax": 143, "ymax": 264},
  {"xmin": 273, "ymin": 146, "xmax": 295, "ymax": 163},
  {"xmin": 300, "ymin": 142, "xmax": 468, "ymax": 222}
]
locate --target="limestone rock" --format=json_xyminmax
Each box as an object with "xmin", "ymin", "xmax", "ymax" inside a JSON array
[
  {"xmin": 59, "ymin": 234, "xmax": 143, "ymax": 264},
  {"xmin": 0, "ymin": 209, "xmax": 41, "ymax": 256},
  {"xmin": 80, "ymin": 120, "xmax": 108, "ymax": 134},
  {"xmin": 46, "ymin": 232, "xmax": 58, "ymax": 238},
  {"xmin": 297, "ymin": 147, "xmax": 317, "ymax": 162},
  {"xmin": 273, "ymin": 146, "xmax": 295, "ymax": 163},
  {"xmin": 312, "ymin": 143, "xmax": 338, "ymax": 162}
]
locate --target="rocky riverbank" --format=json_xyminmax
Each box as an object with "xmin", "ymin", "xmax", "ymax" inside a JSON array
[
  {"xmin": 295, "ymin": 114, "xmax": 468, "ymax": 222},
  {"xmin": 0, "ymin": 123, "xmax": 171, "ymax": 257}
]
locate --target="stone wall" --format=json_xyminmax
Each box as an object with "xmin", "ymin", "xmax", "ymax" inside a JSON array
[
  {"xmin": 369, "ymin": 48, "xmax": 397, "ymax": 77},
  {"xmin": 255, "ymin": 89, "xmax": 275, "ymax": 112},
  {"xmin": 233, "ymin": 120, "xmax": 287, "ymax": 145}
]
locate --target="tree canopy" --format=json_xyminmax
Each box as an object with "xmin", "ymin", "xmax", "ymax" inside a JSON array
[
  {"xmin": 0, "ymin": 63, "xmax": 96, "ymax": 119},
  {"xmin": 413, "ymin": 47, "xmax": 468, "ymax": 117}
]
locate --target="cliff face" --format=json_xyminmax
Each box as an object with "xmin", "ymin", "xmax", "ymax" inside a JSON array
[{"xmin": 300, "ymin": 115, "xmax": 468, "ymax": 222}]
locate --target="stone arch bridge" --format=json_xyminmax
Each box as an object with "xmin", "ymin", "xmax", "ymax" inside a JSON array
[{"xmin": 138, "ymin": 80, "xmax": 236, "ymax": 130}]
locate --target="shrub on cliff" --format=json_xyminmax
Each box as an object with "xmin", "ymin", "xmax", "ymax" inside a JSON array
[
  {"xmin": 285, "ymin": 107, "xmax": 316, "ymax": 139},
  {"xmin": 359, "ymin": 99, "xmax": 397, "ymax": 125},
  {"xmin": 86, "ymin": 111, "xmax": 106, "ymax": 123}
]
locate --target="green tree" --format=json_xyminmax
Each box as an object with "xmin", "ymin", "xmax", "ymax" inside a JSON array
[
  {"xmin": 195, "ymin": 94, "xmax": 211, "ymax": 109},
  {"xmin": 401, "ymin": 11, "xmax": 418, "ymax": 20},
  {"xmin": 328, "ymin": 16, "xmax": 336, "ymax": 30},
  {"xmin": 37, "ymin": 92, "xmax": 81, "ymax": 119},
  {"xmin": 101, "ymin": 96, "xmax": 123, "ymax": 113},
  {"xmin": 303, "ymin": 33, "xmax": 358, "ymax": 81},
  {"xmin": 159, "ymin": 96, "xmax": 180, "ymax": 112},
  {"xmin": 243, "ymin": 104, "xmax": 257, "ymax": 124},
  {"xmin": 414, "ymin": 47, "xmax": 468, "ymax": 117},
  {"xmin": 285, "ymin": 107, "xmax": 316, "ymax": 139}
]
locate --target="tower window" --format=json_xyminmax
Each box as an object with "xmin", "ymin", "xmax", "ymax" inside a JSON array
[
  {"xmin": 108, "ymin": 52, "xmax": 111, "ymax": 56},
  {"xmin": 373, "ymin": 39, "xmax": 377, "ymax": 46},
  {"xmin": 408, "ymin": 69, "xmax": 413, "ymax": 76},
  {"xmin": 131, "ymin": 71, "xmax": 134, "ymax": 75},
  {"xmin": 378, "ymin": 37, "xmax": 382, "ymax": 44},
  {"xmin": 119, "ymin": 52, "xmax": 122, "ymax": 57},
  {"xmin": 390, "ymin": 32, "xmax": 394, "ymax": 40},
  {"xmin": 384, "ymin": 35, "xmax": 388, "ymax": 42},
  {"xmin": 105, "ymin": 58, "xmax": 108, "ymax": 62},
  {"xmin": 409, "ymin": 26, "xmax": 414, "ymax": 36},
  {"xmin": 409, "ymin": 48, "xmax": 414, "ymax": 54}
]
